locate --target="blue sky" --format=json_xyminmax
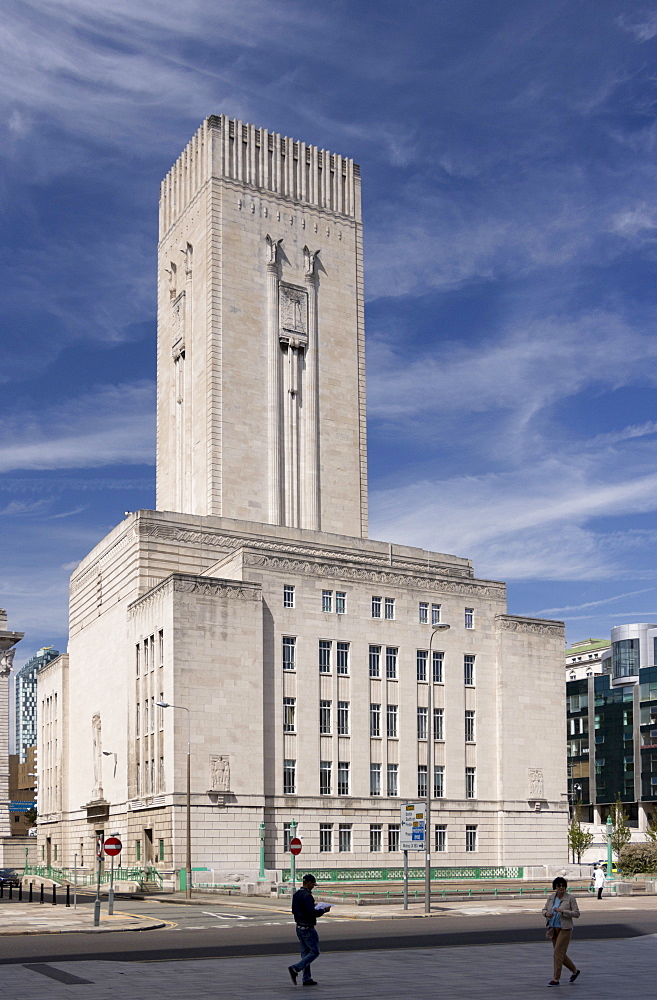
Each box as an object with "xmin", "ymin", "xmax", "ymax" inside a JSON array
[{"xmin": 3, "ymin": 0, "xmax": 657, "ymax": 664}]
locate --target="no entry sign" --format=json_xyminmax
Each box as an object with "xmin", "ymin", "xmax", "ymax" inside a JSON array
[
  {"xmin": 104, "ymin": 836, "xmax": 122, "ymax": 856},
  {"xmin": 289, "ymin": 837, "xmax": 302, "ymax": 856}
]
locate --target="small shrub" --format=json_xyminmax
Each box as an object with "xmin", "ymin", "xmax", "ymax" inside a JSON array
[{"xmin": 618, "ymin": 843, "xmax": 657, "ymax": 875}]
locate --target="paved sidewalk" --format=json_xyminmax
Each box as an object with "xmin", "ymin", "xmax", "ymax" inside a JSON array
[
  {"xmin": 0, "ymin": 903, "xmax": 165, "ymax": 935},
  {"xmin": 1, "ymin": 932, "xmax": 655, "ymax": 999}
]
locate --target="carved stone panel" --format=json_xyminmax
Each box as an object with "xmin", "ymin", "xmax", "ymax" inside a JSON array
[
  {"xmin": 528, "ymin": 768, "xmax": 544, "ymax": 799},
  {"xmin": 209, "ymin": 755, "xmax": 230, "ymax": 792},
  {"xmin": 279, "ymin": 283, "xmax": 308, "ymax": 343}
]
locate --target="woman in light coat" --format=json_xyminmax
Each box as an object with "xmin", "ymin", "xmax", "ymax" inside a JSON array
[{"xmin": 542, "ymin": 877, "xmax": 580, "ymax": 986}]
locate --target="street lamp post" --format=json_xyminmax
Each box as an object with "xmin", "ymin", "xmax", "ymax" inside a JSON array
[
  {"xmin": 157, "ymin": 702, "xmax": 191, "ymax": 899},
  {"xmin": 425, "ymin": 623, "xmax": 450, "ymax": 914}
]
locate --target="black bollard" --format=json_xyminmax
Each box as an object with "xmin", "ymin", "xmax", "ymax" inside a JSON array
[
  {"xmin": 0, "ymin": 883, "xmax": 3, "ymax": 899},
  {"xmin": 52, "ymin": 884, "xmax": 57, "ymax": 905},
  {"xmin": 18, "ymin": 883, "xmax": 22, "ymax": 902},
  {"xmin": 40, "ymin": 882, "xmax": 44, "ymax": 904},
  {"xmin": 66, "ymin": 884, "xmax": 70, "ymax": 907},
  {"xmin": 8, "ymin": 885, "xmax": 12, "ymax": 901},
  {"xmin": 29, "ymin": 882, "xmax": 33, "ymax": 903}
]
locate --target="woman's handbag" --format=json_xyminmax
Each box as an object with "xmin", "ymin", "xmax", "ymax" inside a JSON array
[{"xmin": 545, "ymin": 921, "xmax": 555, "ymax": 939}]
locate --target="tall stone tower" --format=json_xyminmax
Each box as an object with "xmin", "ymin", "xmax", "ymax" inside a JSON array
[{"xmin": 156, "ymin": 116, "xmax": 368, "ymax": 537}]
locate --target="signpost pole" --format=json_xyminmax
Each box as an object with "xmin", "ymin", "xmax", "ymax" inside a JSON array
[
  {"xmin": 108, "ymin": 854, "xmax": 115, "ymax": 915},
  {"xmin": 93, "ymin": 836, "xmax": 103, "ymax": 927},
  {"xmin": 403, "ymin": 849, "xmax": 409, "ymax": 910},
  {"xmin": 290, "ymin": 820, "xmax": 298, "ymax": 892},
  {"xmin": 73, "ymin": 853, "xmax": 77, "ymax": 910}
]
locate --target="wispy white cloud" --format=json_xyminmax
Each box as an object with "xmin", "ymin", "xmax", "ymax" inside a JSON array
[
  {"xmin": 536, "ymin": 588, "xmax": 657, "ymax": 616},
  {"xmin": 618, "ymin": 11, "xmax": 657, "ymax": 42}
]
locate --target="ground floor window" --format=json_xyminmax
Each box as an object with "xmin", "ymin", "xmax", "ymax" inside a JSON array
[
  {"xmin": 320, "ymin": 823, "xmax": 333, "ymax": 853},
  {"xmin": 339, "ymin": 824, "xmax": 352, "ymax": 852},
  {"xmin": 465, "ymin": 825, "xmax": 477, "ymax": 852},
  {"xmin": 388, "ymin": 823, "xmax": 400, "ymax": 852},
  {"xmin": 435, "ymin": 824, "xmax": 447, "ymax": 852},
  {"xmin": 370, "ymin": 824, "xmax": 382, "ymax": 852}
]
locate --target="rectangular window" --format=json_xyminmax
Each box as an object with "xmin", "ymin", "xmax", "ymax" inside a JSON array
[
  {"xmin": 136, "ymin": 702, "xmax": 140, "ymax": 737},
  {"xmin": 465, "ymin": 710, "xmax": 475, "ymax": 743},
  {"xmin": 417, "ymin": 706, "xmax": 428, "ymax": 740},
  {"xmin": 370, "ymin": 703, "xmax": 381, "ymax": 737},
  {"xmin": 466, "ymin": 766, "xmax": 476, "ymax": 799},
  {"xmin": 465, "ymin": 607, "xmax": 474, "ymax": 629},
  {"xmin": 386, "ymin": 646, "xmax": 398, "ymax": 679},
  {"xmin": 322, "ymin": 590, "xmax": 333, "ymax": 613},
  {"xmin": 338, "ymin": 823, "xmax": 352, "ymax": 852},
  {"xmin": 320, "ymin": 700, "xmax": 332, "ymax": 735},
  {"xmin": 385, "ymin": 597, "xmax": 395, "ymax": 620},
  {"xmin": 136, "ymin": 762, "xmax": 141, "ymax": 796},
  {"xmin": 159, "ymin": 629, "xmax": 164, "ymax": 665},
  {"xmin": 338, "ymin": 761, "xmax": 350, "ymax": 796},
  {"xmin": 336, "ymin": 591, "xmax": 346, "ymax": 615},
  {"xmin": 388, "ymin": 823, "xmax": 400, "ymax": 852},
  {"xmin": 387, "ymin": 704, "xmax": 398, "ymax": 738},
  {"xmin": 320, "ymin": 760, "xmax": 332, "ymax": 795},
  {"xmin": 464, "ymin": 654, "xmax": 475, "ymax": 686},
  {"xmin": 136, "ymin": 644, "xmax": 140, "ymax": 677},
  {"xmin": 466, "ymin": 824, "xmax": 478, "ymax": 852},
  {"xmin": 319, "ymin": 823, "xmax": 333, "ymax": 853},
  {"xmin": 337, "ymin": 641, "xmax": 350, "ymax": 675},
  {"xmin": 369, "ymin": 645, "xmax": 381, "ymax": 677},
  {"xmin": 417, "ymin": 764, "xmax": 428, "ymax": 798},
  {"xmin": 283, "ymin": 822, "xmax": 292, "ymax": 853},
  {"xmin": 370, "ymin": 823, "xmax": 383, "ymax": 852},
  {"xmin": 159, "ymin": 838, "xmax": 165, "ymax": 861},
  {"xmin": 433, "ymin": 651, "xmax": 444, "ymax": 683},
  {"xmin": 136, "ymin": 839, "xmax": 141, "ymax": 862},
  {"xmin": 387, "ymin": 763, "xmax": 398, "ymax": 796},
  {"xmin": 419, "ymin": 602, "xmax": 429, "ymax": 624},
  {"xmin": 283, "ymin": 636, "xmax": 296, "ymax": 671},
  {"xmin": 435, "ymin": 824, "xmax": 447, "ymax": 852},
  {"xmin": 434, "ymin": 765, "xmax": 445, "ymax": 798},
  {"xmin": 283, "ymin": 697, "xmax": 296, "ymax": 733},
  {"xmin": 431, "ymin": 603, "xmax": 441, "ymax": 625},
  {"xmin": 337, "ymin": 701, "xmax": 350, "ymax": 735},
  {"xmin": 417, "ymin": 649, "xmax": 427, "ymax": 682},
  {"xmin": 434, "ymin": 707, "xmax": 444, "ymax": 741},
  {"xmin": 283, "ymin": 584, "xmax": 295, "ymax": 608},
  {"xmin": 319, "ymin": 639, "xmax": 332, "ymax": 673},
  {"xmin": 372, "ymin": 596, "xmax": 382, "ymax": 618},
  {"xmin": 370, "ymin": 762, "xmax": 381, "ymax": 796},
  {"xmin": 283, "ymin": 759, "xmax": 296, "ymax": 794}
]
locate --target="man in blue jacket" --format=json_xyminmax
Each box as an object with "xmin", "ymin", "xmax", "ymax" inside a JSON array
[{"xmin": 288, "ymin": 874, "xmax": 330, "ymax": 986}]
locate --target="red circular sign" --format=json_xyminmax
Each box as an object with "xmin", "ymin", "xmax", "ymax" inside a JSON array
[
  {"xmin": 104, "ymin": 836, "xmax": 122, "ymax": 856},
  {"xmin": 289, "ymin": 837, "xmax": 302, "ymax": 856}
]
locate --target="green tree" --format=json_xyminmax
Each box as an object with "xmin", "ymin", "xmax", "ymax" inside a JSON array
[
  {"xmin": 24, "ymin": 806, "xmax": 37, "ymax": 827},
  {"xmin": 645, "ymin": 810, "xmax": 657, "ymax": 843},
  {"xmin": 610, "ymin": 796, "xmax": 632, "ymax": 859},
  {"xmin": 567, "ymin": 802, "xmax": 594, "ymax": 863}
]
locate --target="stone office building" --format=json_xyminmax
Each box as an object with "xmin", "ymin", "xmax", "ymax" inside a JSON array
[{"xmin": 38, "ymin": 116, "xmax": 566, "ymax": 876}]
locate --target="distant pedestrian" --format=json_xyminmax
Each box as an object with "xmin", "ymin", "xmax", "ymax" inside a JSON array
[
  {"xmin": 288, "ymin": 874, "xmax": 331, "ymax": 986},
  {"xmin": 542, "ymin": 876, "xmax": 580, "ymax": 986},
  {"xmin": 593, "ymin": 865, "xmax": 606, "ymax": 900}
]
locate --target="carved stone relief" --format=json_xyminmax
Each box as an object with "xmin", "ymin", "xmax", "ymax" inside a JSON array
[
  {"xmin": 92, "ymin": 713, "xmax": 103, "ymax": 800},
  {"xmin": 0, "ymin": 648, "xmax": 15, "ymax": 677},
  {"xmin": 497, "ymin": 617, "xmax": 564, "ymax": 635},
  {"xmin": 210, "ymin": 755, "xmax": 230, "ymax": 792},
  {"xmin": 528, "ymin": 768, "xmax": 544, "ymax": 799}
]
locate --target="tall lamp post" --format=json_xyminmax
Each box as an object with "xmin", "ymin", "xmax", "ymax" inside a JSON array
[
  {"xmin": 157, "ymin": 701, "xmax": 191, "ymax": 899},
  {"xmin": 425, "ymin": 623, "xmax": 451, "ymax": 914}
]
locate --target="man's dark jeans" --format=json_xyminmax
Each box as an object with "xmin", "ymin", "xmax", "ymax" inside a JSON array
[{"xmin": 293, "ymin": 925, "xmax": 320, "ymax": 982}]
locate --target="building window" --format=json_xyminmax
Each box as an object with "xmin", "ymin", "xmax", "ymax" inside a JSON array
[
  {"xmin": 283, "ymin": 584, "xmax": 295, "ymax": 608},
  {"xmin": 136, "ymin": 702, "xmax": 140, "ymax": 737},
  {"xmin": 417, "ymin": 764, "xmax": 428, "ymax": 798},
  {"xmin": 466, "ymin": 766, "xmax": 476, "ymax": 799},
  {"xmin": 283, "ymin": 759, "xmax": 296, "ymax": 794},
  {"xmin": 337, "ymin": 701, "xmax": 350, "ymax": 735},
  {"xmin": 283, "ymin": 636, "xmax": 296, "ymax": 671},
  {"xmin": 385, "ymin": 597, "xmax": 395, "ymax": 620},
  {"xmin": 370, "ymin": 703, "xmax": 381, "ymax": 737},
  {"xmin": 159, "ymin": 838, "xmax": 165, "ymax": 862},
  {"xmin": 339, "ymin": 823, "xmax": 352, "ymax": 852},
  {"xmin": 465, "ymin": 710, "xmax": 475, "ymax": 743},
  {"xmin": 136, "ymin": 839, "xmax": 141, "ymax": 861},
  {"xmin": 433, "ymin": 651, "xmax": 444, "ymax": 683},
  {"xmin": 337, "ymin": 641, "xmax": 350, "ymax": 675},
  {"xmin": 283, "ymin": 697, "xmax": 296, "ymax": 733},
  {"xmin": 466, "ymin": 825, "xmax": 478, "ymax": 852},
  {"xmin": 338, "ymin": 761, "xmax": 350, "ymax": 796},
  {"xmin": 322, "ymin": 590, "xmax": 333, "ymax": 612},
  {"xmin": 465, "ymin": 607, "xmax": 474, "ymax": 629},
  {"xmin": 431, "ymin": 603, "xmax": 441, "ymax": 625},
  {"xmin": 136, "ymin": 644, "xmax": 140, "ymax": 677},
  {"xmin": 320, "ymin": 760, "xmax": 332, "ymax": 795},
  {"xmin": 388, "ymin": 823, "xmax": 400, "ymax": 852},
  {"xmin": 386, "ymin": 646, "xmax": 398, "ymax": 679},
  {"xmin": 319, "ymin": 639, "xmax": 332, "ymax": 673},
  {"xmin": 319, "ymin": 823, "xmax": 333, "ymax": 853},
  {"xmin": 336, "ymin": 591, "xmax": 346, "ymax": 615},
  {"xmin": 464, "ymin": 654, "xmax": 475, "ymax": 686},
  {"xmin": 372, "ymin": 596, "xmax": 382, "ymax": 618},
  {"xmin": 417, "ymin": 649, "xmax": 427, "ymax": 681},
  {"xmin": 370, "ymin": 762, "xmax": 382, "ymax": 796},
  {"xmin": 417, "ymin": 706, "xmax": 428, "ymax": 740},
  {"xmin": 369, "ymin": 645, "xmax": 381, "ymax": 677},
  {"xmin": 434, "ymin": 707, "xmax": 444, "ymax": 741},
  {"xmin": 434, "ymin": 765, "xmax": 445, "ymax": 798},
  {"xmin": 370, "ymin": 824, "xmax": 383, "ymax": 852},
  {"xmin": 283, "ymin": 822, "xmax": 292, "ymax": 853},
  {"xmin": 320, "ymin": 700, "xmax": 332, "ymax": 735},
  {"xmin": 387, "ymin": 763, "xmax": 398, "ymax": 796},
  {"xmin": 435, "ymin": 824, "xmax": 447, "ymax": 852},
  {"xmin": 419, "ymin": 602, "xmax": 429, "ymax": 624},
  {"xmin": 387, "ymin": 704, "xmax": 398, "ymax": 738}
]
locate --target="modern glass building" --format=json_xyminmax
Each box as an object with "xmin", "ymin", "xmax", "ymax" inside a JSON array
[
  {"xmin": 14, "ymin": 646, "xmax": 59, "ymax": 763},
  {"xmin": 566, "ymin": 623, "xmax": 657, "ymax": 829}
]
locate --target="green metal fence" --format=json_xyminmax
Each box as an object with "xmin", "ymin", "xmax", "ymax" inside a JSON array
[
  {"xmin": 281, "ymin": 865, "xmax": 524, "ymax": 882},
  {"xmin": 24, "ymin": 864, "xmax": 153, "ymax": 887}
]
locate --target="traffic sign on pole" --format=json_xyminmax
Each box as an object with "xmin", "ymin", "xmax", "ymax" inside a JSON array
[
  {"xmin": 104, "ymin": 836, "xmax": 122, "ymax": 856},
  {"xmin": 289, "ymin": 837, "xmax": 302, "ymax": 856},
  {"xmin": 400, "ymin": 802, "xmax": 426, "ymax": 851}
]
